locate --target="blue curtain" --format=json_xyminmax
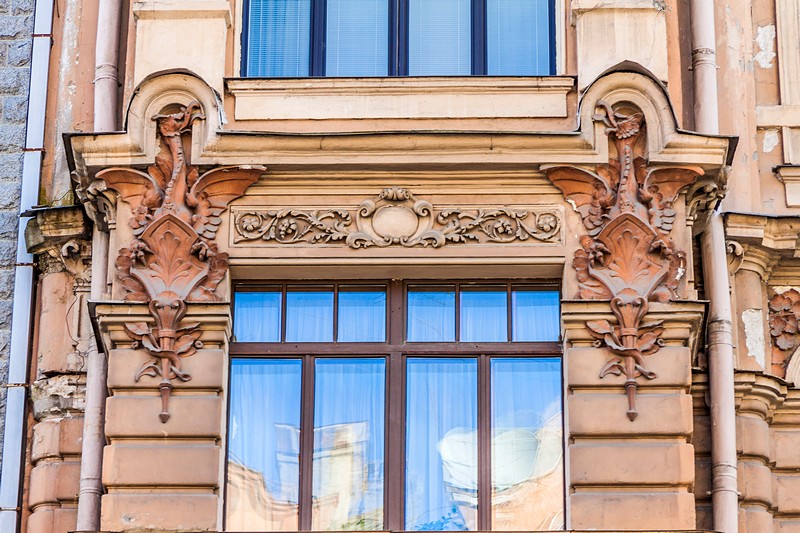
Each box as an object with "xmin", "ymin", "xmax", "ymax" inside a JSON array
[
  {"xmin": 338, "ymin": 290, "xmax": 387, "ymax": 342},
  {"xmin": 326, "ymin": 0, "xmax": 389, "ymax": 76},
  {"xmin": 408, "ymin": 0, "xmax": 471, "ymax": 75},
  {"xmin": 511, "ymin": 290, "xmax": 559, "ymax": 341},
  {"xmin": 487, "ymin": 0, "xmax": 552, "ymax": 75},
  {"xmin": 407, "ymin": 289, "xmax": 456, "ymax": 342},
  {"xmin": 247, "ymin": 0, "xmax": 311, "ymax": 76},
  {"xmin": 234, "ymin": 291, "xmax": 282, "ymax": 342},
  {"xmin": 285, "ymin": 291, "xmax": 334, "ymax": 342},
  {"xmin": 312, "ymin": 359, "xmax": 386, "ymax": 530},
  {"xmin": 406, "ymin": 358, "xmax": 477, "ymax": 531},
  {"xmin": 459, "ymin": 290, "xmax": 508, "ymax": 342},
  {"xmin": 227, "ymin": 359, "xmax": 303, "ymax": 531}
]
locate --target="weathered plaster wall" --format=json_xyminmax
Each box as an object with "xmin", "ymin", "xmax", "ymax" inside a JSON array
[{"xmin": 0, "ymin": 0, "xmax": 34, "ymax": 473}]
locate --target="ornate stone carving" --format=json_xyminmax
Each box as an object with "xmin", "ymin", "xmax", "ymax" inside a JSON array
[
  {"xmin": 543, "ymin": 102, "xmax": 703, "ymax": 420},
  {"xmin": 233, "ymin": 186, "xmax": 562, "ymax": 247},
  {"xmin": 769, "ymin": 289, "xmax": 800, "ymax": 378},
  {"xmin": 99, "ymin": 101, "xmax": 264, "ymax": 422}
]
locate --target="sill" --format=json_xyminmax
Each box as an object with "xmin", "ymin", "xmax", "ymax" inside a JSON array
[{"xmin": 225, "ymin": 76, "xmax": 575, "ymax": 128}]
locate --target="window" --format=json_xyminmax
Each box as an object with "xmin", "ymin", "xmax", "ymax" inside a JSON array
[
  {"xmin": 242, "ymin": 0, "xmax": 555, "ymax": 77},
  {"xmin": 226, "ymin": 281, "xmax": 563, "ymax": 531}
]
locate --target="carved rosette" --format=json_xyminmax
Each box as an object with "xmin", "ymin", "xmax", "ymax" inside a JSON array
[
  {"xmin": 99, "ymin": 101, "xmax": 264, "ymax": 422},
  {"xmin": 544, "ymin": 102, "xmax": 703, "ymax": 420},
  {"xmin": 769, "ymin": 289, "xmax": 800, "ymax": 377},
  {"xmin": 233, "ymin": 186, "xmax": 562, "ymax": 247}
]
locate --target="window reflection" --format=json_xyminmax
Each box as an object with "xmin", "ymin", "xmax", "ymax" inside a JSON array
[
  {"xmin": 312, "ymin": 359, "xmax": 386, "ymax": 530},
  {"xmin": 286, "ymin": 290, "xmax": 334, "ymax": 342},
  {"xmin": 234, "ymin": 291, "xmax": 281, "ymax": 342},
  {"xmin": 491, "ymin": 358, "xmax": 563, "ymax": 530},
  {"xmin": 338, "ymin": 289, "xmax": 386, "ymax": 342},
  {"xmin": 407, "ymin": 287, "xmax": 456, "ymax": 342},
  {"xmin": 226, "ymin": 359, "xmax": 302, "ymax": 531},
  {"xmin": 512, "ymin": 289, "xmax": 560, "ymax": 341},
  {"xmin": 460, "ymin": 288, "xmax": 507, "ymax": 342},
  {"xmin": 406, "ymin": 358, "xmax": 477, "ymax": 531}
]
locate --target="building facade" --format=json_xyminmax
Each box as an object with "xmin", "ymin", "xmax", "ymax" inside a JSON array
[{"xmin": 9, "ymin": 1, "xmax": 800, "ymax": 533}]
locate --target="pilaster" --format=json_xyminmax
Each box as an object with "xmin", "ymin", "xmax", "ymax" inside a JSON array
[
  {"xmin": 95, "ymin": 302, "xmax": 230, "ymax": 532},
  {"xmin": 563, "ymin": 300, "xmax": 703, "ymax": 531}
]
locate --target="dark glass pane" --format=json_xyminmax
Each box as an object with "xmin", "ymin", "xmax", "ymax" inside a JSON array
[
  {"xmin": 512, "ymin": 290, "xmax": 559, "ymax": 341},
  {"xmin": 326, "ymin": 0, "xmax": 389, "ymax": 76},
  {"xmin": 312, "ymin": 359, "xmax": 386, "ymax": 530},
  {"xmin": 234, "ymin": 291, "xmax": 282, "ymax": 342},
  {"xmin": 491, "ymin": 358, "xmax": 563, "ymax": 530},
  {"xmin": 338, "ymin": 289, "xmax": 387, "ymax": 342},
  {"xmin": 487, "ymin": 0, "xmax": 552, "ymax": 75},
  {"xmin": 407, "ymin": 287, "xmax": 456, "ymax": 342},
  {"xmin": 286, "ymin": 289, "xmax": 334, "ymax": 342},
  {"xmin": 406, "ymin": 358, "xmax": 477, "ymax": 531},
  {"xmin": 408, "ymin": 0, "xmax": 471, "ymax": 75},
  {"xmin": 227, "ymin": 359, "xmax": 302, "ymax": 531},
  {"xmin": 460, "ymin": 287, "xmax": 508, "ymax": 342}
]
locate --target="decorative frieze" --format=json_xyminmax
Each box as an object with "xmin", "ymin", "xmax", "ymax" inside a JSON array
[
  {"xmin": 544, "ymin": 101, "xmax": 703, "ymax": 420},
  {"xmin": 233, "ymin": 186, "xmax": 562, "ymax": 248},
  {"xmin": 98, "ymin": 101, "xmax": 264, "ymax": 422}
]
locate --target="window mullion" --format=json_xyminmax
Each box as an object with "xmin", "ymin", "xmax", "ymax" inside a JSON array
[
  {"xmin": 386, "ymin": 351, "xmax": 405, "ymax": 530},
  {"xmin": 396, "ymin": 0, "xmax": 409, "ymax": 76},
  {"xmin": 478, "ymin": 353, "xmax": 492, "ymax": 530},
  {"xmin": 298, "ymin": 356, "xmax": 315, "ymax": 530}
]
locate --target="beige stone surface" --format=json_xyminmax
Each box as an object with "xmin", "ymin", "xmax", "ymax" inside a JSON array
[
  {"xmin": 107, "ymin": 348, "xmax": 225, "ymax": 390},
  {"xmin": 102, "ymin": 443, "xmax": 220, "ymax": 487},
  {"xmin": 570, "ymin": 492, "xmax": 697, "ymax": 530},
  {"xmin": 738, "ymin": 460, "xmax": 773, "ymax": 508},
  {"xmin": 776, "ymin": 475, "xmax": 800, "ymax": 513},
  {"xmin": 571, "ymin": 442, "xmax": 694, "ymax": 486},
  {"xmin": 101, "ymin": 493, "xmax": 219, "ymax": 532},
  {"xmin": 30, "ymin": 416, "xmax": 84, "ymax": 462},
  {"xmin": 105, "ymin": 395, "xmax": 222, "ymax": 438},
  {"xmin": 27, "ymin": 461, "xmax": 81, "ymax": 509},
  {"xmin": 568, "ymin": 393, "xmax": 694, "ymax": 436},
  {"xmin": 773, "ymin": 429, "xmax": 800, "ymax": 468},
  {"xmin": 25, "ymin": 507, "xmax": 78, "ymax": 533},
  {"xmin": 567, "ymin": 346, "xmax": 692, "ymax": 388},
  {"xmin": 737, "ymin": 415, "xmax": 773, "ymax": 460}
]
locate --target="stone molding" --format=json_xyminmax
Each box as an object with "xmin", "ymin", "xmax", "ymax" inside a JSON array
[
  {"xmin": 232, "ymin": 187, "xmax": 562, "ymax": 248},
  {"xmin": 545, "ymin": 103, "xmax": 704, "ymax": 420}
]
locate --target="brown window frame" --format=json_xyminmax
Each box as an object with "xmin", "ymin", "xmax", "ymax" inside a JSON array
[{"xmin": 227, "ymin": 279, "xmax": 564, "ymax": 532}]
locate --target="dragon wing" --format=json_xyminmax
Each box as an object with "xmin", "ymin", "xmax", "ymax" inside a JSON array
[
  {"xmin": 186, "ymin": 165, "xmax": 265, "ymax": 239},
  {"xmin": 541, "ymin": 165, "xmax": 614, "ymax": 234},
  {"xmin": 96, "ymin": 167, "xmax": 163, "ymax": 210}
]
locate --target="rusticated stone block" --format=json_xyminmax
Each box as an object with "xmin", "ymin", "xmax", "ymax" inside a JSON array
[
  {"xmin": 570, "ymin": 492, "xmax": 696, "ymax": 530},
  {"xmin": 105, "ymin": 395, "xmax": 222, "ymax": 438},
  {"xmin": 107, "ymin": 347, "xmax": 225, "ymax": 390},
  {"xmin": 567, "ymin": 346, "xmax": 692, "ymax": 388},
  {"xmin": 571, "ymin": 442, "xmax": 694, "ymax": 486},
  {"xmin": 776, "ymin": 475, "xmax": 800, "ymax": 513},
  {"xmin": 776, "ymin": 519, "xmax": 800, "ymax": 532},
  {"xmin": 101, "ymin": 493, "xmax": 219, "ymax": 532},
  {"xmin": 27, "ymin": 461, "xmax": 80, "ymax": 509},
  {"xmin": 737, "ymin": 414, "xmax": 772, "ymax": 460},
  {"xmin": 739, "ymin": 506, "xmax": 775, "ymax": 533},
  {"xmin": 773, "ymin": 429, "xmax": 800, "ymax": 468},
  {"xmin": 31, "ymin": 416, "xmax": 84, "ymax": 461},
  {"xmin": 25, "ymin": 507, "xmax": 77, "ymax": 533},
  {"xmin": 102, "ymin": 443, "xmax": 220, "ymax": 487},
  {"xmin": 738, "ymin": 460, "xmax": 773, "ymax": 507},
  {"xmin": 568, "ymin": 392, "xmax": 693, "ymax": 436}
]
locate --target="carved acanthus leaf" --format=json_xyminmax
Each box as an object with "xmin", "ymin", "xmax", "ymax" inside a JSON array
[
  {"xmin": 769, "ymin": 289, "xmax": 800, "ymax": 378},
  {"xmin": 98, "ymin": 101, "xmax": 263, "ymax": 423},
  {"xmin": 544, "ymin": 101, "xmax": 703, "ymax": 421},
  {"xmin": 233, "ymin": 188, "xmax": 562, "ymax": 248}
]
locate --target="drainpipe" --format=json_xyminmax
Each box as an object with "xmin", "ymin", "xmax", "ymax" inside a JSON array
[
  {"xmin": 0, "ymin": 0, "xmax": 54, "ymax": 530},
  {"xmin": 75, "ymin": 0, "xmax": 121, "ymax": 529},
  {"xmin": 690, "ymin": 1, "xmax": 739, "ymax": 532}
]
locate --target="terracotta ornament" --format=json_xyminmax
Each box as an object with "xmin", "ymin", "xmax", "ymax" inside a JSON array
[
  {"xmin": 233, "ymin": 186, "xmax": 562, "ymax": 247},
  {"xmin": 543, "ymin": 102, "xmax": 702, "ymax": 420},
  {"xmin": 99, "ymin": 101, "xmax": 264, "ymax": 422},
  {"xmin": 769, "ymin": 289, "xmax": 800, "ymax": 377}
]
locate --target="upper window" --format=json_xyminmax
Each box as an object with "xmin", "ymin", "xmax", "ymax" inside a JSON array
[
  {"xmin": 242, "ymin": 0, "xmax": 555, "ymax": 77},
  {"xmin": 227, "ymin": 281, "xmax": 563, "ymax": 532}
]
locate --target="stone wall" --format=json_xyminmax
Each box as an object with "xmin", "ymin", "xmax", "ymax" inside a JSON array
[{"xmin": 0, "ymin": 0, "xmax": 33, "ymax": 473}]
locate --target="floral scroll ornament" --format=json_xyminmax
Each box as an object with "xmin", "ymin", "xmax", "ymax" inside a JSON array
[
  {"xmin": 233, "ymin": 186, "xmax": 562, "ymax": 247},
  {"xmin": 769, "ymin": 289, "xmax": 800, "ymax": 377},
  {"xmin": 98, "ymin": 101, "xmax": 264, "ymax": 422},
  {"xmin": 543, "ymin": 102, "xmax": 703, "ymax": 420}
]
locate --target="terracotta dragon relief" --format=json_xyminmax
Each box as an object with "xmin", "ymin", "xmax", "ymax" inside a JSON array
[
  {"xmin": 543, "ymin": 102, "xmax": 703, "ymax": 420},
  {"xmin": 98, "ymin": 101, "xmax": 265, "ymax": 422}
]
